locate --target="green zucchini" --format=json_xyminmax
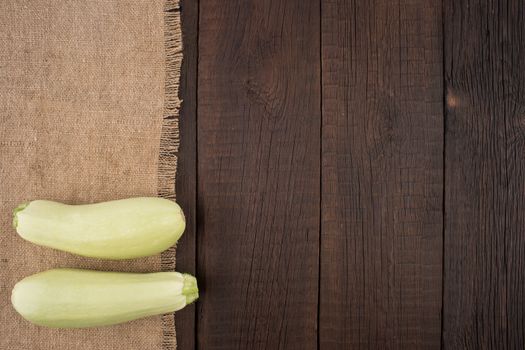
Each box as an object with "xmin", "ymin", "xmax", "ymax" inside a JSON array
[
  {"xmin": 11, "ymin": 268, "xmax": 198, "ymax": 328},
  {"xmin": 13, "ymin": 197, "xmax": 185, "ymax": 259}
]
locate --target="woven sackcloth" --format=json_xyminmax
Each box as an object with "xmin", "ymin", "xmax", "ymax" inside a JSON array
[{"xmin": 0, "ymin": 0, "xmax": 182, "ymax": 349}]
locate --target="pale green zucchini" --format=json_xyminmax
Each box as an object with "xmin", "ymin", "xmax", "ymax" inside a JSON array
[
  {"xmin": 13, "ymin": 197, "xmax": 185, "ymax": 259},
  {"xmin": 11, "ymin": 268, "xmax": 198, "ymax": 328}
]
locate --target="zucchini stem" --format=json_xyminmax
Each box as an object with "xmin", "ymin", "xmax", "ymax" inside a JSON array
[
  {"xmin": 182, "ymin": 273, "xmax": 199, "ymax": 304},
  {"xmin": 12, "ymin": 202, "xmax": 28, "ymax": 229}
]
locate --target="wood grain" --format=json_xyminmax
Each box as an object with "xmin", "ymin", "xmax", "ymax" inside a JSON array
[
  {"xmin": 174, "ymin": 0, "xmax": 199, "ymax": 349},
  {"xmin": 197, "ymin": 0, "xmax": 321, "ymax": 349},
  {"xmin": 320, "ymin": 0, "xmax": 444, "ymax": 348},
  {"xmin": 443, "ymin": 0, "xmax": 525, "ymax": 348}
]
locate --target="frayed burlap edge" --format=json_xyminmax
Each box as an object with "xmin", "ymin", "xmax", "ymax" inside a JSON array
[{"xmin": 159, "ymin": 0, "xmax": 182, "ymax": 349}]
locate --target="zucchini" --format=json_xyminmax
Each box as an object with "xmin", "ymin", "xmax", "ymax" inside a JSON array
[
  {"xmin": 11, "ymin": 268, "xmax": 198, "ymax": 328},
  {"xmin": 13, "ymin": 197, "xmax": 185, "ymax": 259}
]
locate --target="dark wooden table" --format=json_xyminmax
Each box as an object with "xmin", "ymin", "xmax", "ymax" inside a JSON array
[{"xmin": 174, "ymin": 1, "xmax": 525, "ymax": 349}]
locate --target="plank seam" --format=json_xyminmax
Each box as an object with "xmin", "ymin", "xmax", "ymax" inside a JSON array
[
  {"xmin": 317, "ymin": 0, "xmax": 323, "ymax": 348},
  {"xmin": 440, "ymin": 0, "xmax": 447, "ymax": 348},
  {"xmin": 195, "ymin": 0, "xmax": 201, "ymax": 349}
]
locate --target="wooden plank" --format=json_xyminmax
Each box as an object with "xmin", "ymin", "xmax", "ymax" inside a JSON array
[
  {"xmin": 443, "ymin": 1, "xmax": 525, "ymax": 348},
  {"xmin": 174, "ymin": 0, "xmax": 198, "ymax": 348},
  {"xmin": 197, "ymin": 0, "xmax": 321, "ymax": 349},
  {"xmin": 320, "ymin": 0, "xmax": 444, "ymax": 348}
]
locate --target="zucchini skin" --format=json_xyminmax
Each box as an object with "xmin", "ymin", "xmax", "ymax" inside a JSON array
[
  {"xmin": 11, "ymin": 269, "xmax": 198, "ymax": 328},
  {"xmin": 13, "ymin": 197, "xmax": 185, "ymax": 259}
]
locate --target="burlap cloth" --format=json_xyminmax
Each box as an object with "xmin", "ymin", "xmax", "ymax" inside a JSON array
[{"xmin": 0, "ymin": 1, "xmax": 182, "ymax": 349}]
